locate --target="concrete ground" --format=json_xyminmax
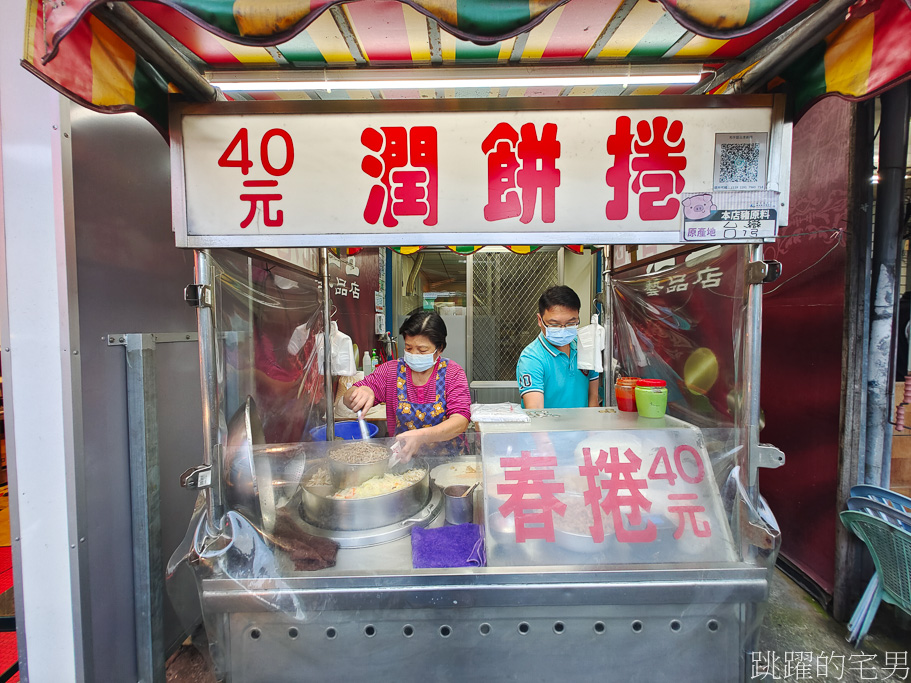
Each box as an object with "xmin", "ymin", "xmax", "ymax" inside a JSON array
[
  {"xmin": 756, "ymin": 570, "xmax": 910, "ymax": 682},
  {"xmin": 166, "ymin": 568, "xmax": 911, "ymax": 682}
]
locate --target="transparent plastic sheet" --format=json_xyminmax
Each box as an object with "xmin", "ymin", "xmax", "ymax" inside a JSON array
[
  {"xmin": 610, "ymin": 245, "xmax": 751, "ymax": 429},
  {"xmin": 610, "ymin": 245, "xmax": 782, "ymax": 672},
  {"xmin": 166, "ymin": 434, "xmax": 471, "ymax": 679},
  {"xmin": 166, "ymin": 245, "xmax": 781, "ymax": 682},
  {"xmin": 167, "ymin": 418, "xmax": 781, "ymax": 681},
  {"xmin": 212, "ymin": 250, "xmax": 327, "ymax": 444}
]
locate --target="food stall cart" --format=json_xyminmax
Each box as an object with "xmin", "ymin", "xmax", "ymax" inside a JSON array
[{"xmin": 166, "ymin": 94, "xmax": 789, "ymax": 682}]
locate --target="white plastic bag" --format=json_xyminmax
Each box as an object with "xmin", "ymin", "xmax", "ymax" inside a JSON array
[
  {"xmin": 470, "ymin": 402, "xmax": 529, "ymax": 423},
  {"xmin": 577, "ymin": 313, "xmax": 605, "ymax": 373},
  {"xmin": 311, "ymin": 322, "xmax": 357, "ymax": 376},
  {"xmin": 286, "ymin": 322, "xmax": 310, "ymax": 355}
]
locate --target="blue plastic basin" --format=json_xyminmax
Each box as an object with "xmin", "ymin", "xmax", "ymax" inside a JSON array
[{"xmin": 309, "ymin": 421, "xmax": 378, "ymax": 441}]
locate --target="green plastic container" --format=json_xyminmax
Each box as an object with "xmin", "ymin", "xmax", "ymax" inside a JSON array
[{"xmin": 635, "ymin": 379, "xmax": 668, "ymax": 418}]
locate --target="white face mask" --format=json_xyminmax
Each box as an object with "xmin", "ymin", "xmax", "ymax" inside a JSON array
[{"xmin": 404, "ymin": 351, "xmax": 437, "ymax": 372}]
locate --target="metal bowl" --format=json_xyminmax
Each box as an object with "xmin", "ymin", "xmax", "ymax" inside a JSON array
[
  {"xmin": 328, "ymin": 452, "xmax": 389, "ymax": 489},
  {"xmin": 300, "ymin": 458, "xmax": 430, "ymax": 531},
  {"xmin": 223, "ymin": 396, "xmax": 276, "ymax": 532}
]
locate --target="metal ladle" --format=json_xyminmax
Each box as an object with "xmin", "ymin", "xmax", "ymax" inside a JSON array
[{"xmin": 357, "ymin": 409, "xmax": 371, "ymax": 441}]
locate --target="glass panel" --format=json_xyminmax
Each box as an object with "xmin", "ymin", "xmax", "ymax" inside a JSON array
[{"xmin": 480, "ymin": 409, "xmax": 737, "ymax": 566}]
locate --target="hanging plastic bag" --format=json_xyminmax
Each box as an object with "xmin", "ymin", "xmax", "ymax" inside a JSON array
[
  {"xmin": 314, "ymin": 322, "xmax": 356, "ymax": 376},
  {"xmin": 286, "ymin": 322, "xmax": 310, "ymax": 356},
  {"xmin": 577, "ymin": 313, "xmax": 605, "ymax": 373}
]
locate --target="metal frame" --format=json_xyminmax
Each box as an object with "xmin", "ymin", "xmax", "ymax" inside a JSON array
[
  {"xmin": 744, "ymin": 243, "xmax": 764, "ymax": 499},
  {"xmin": 169, "ymin": 95, "xmax": 790, "ymax": 249},
  {"xmin": 194, "ymin": 250, "xmax": 226, "ymax": 535},
  {"xmin": 200, "ymin": 565, "xmax": 767, "ymax": 683},
  {"xmin": 202, "ymin": 565, "xmax": 768, "ymax": 609},
  {"xmin": 320, "ymin": 248, "xmax": 335, "ymax": 440},
  {"xmin": 466, "ymin": 253, "xmax": 474, "ymax": 385},
  {"xmin": 107, "ymin": 332, "xmax": 198, "ymax": 683}
]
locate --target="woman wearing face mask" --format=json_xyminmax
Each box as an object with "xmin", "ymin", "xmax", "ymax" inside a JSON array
[
  {"xmin": 344, "ymin": 310, "xmax": 470, "ymax": 461},
  {"xmin": 516, "ymin": 285, "xmax": 601, "ymax": 410}
]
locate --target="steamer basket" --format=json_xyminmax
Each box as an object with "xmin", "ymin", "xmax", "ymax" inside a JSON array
[{"xmin": 300, "ymin": 458, "xmax": 430, "ymax": 531}]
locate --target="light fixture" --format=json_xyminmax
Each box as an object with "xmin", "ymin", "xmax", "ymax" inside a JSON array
[{"xmin": 208, "ymin": 64, "xmax": 705, "ymax": 93}]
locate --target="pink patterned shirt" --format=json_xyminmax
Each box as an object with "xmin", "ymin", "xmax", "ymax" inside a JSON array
[{"xmin": 353, "ymin": 358, "xmax": 471, "ymax": 435}]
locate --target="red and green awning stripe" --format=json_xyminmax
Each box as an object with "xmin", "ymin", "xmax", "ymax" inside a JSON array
[
  {"xmin": 23, "ymin": 0, "xmax": 911, "ymax": 145},
  {"xmin": 776, "ymin": 0, "xmax": 911, "ymax": 120},
  {"xmin": 23, "ymin": 0, "xmax": 169, "ymax": 134},
  {"xmin": 37, "ymin": 0, "xmax": 814, "ymax": 65}
]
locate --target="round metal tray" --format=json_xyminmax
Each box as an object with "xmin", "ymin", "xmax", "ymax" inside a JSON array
[
  {"xmin": 295, "ymin": 487, "xmax": 443, "ymax": 548},
  {"xmin": 300, "ymin": 457, "xmax": 431, "ymax": 531}
]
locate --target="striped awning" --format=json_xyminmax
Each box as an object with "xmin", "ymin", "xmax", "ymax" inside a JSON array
[{"xmin": 20, "ymin": 0, "xmax": 911, "ymax": 135}]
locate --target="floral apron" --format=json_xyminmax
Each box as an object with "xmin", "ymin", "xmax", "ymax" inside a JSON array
[{"xmin": 394, "ymin": 358, "xmax": 467, "ymax": 456}]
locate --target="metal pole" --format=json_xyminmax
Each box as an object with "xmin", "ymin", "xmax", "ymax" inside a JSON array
[
  {"xmin": 734, "ymin": 0, "xmax": 856, "ymax": 95},
  {"xmin": 604, "ymin": 255, "xmax": 615, "ymax": 407},
  {"xmin": 321, "ymin": 248, "xmax": 335, "ymax": 440},
  {"xmin": 91, "ymin": 3, "xmax": 218, "ymax": 103},
  {"xmin": 866, "ymin": 83, "xmax": 911, "ymax": 488},
  {"xmin": 833, "ymin": 98, "xmax": 876, "ymax": 622},
  {"xmin": 194, "ymin": 250, "xmax": 224, "ymax": 533},
  {"xmin": 743, "ymin": 244, "xmax": 764, "ymax": 505},
  {"xmin": 123, "ymin": 335, "xmax": 165, "ymax": 683},
  {"xmin": 688, "ymin": 0, "xmax": 853, "ymax": 96}
]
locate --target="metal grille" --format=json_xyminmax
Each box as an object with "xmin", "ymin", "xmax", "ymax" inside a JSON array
[{"xmin": 471, "ymin": 251, "xmax": 559, "ymax": 382}]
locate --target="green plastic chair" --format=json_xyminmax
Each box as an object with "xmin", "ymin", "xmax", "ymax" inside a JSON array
[{"xmin": 840, "ymin": 508, "xmax": 911, "ymax": 646}]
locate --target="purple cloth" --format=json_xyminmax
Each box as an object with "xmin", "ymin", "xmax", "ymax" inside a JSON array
[{"xmin": 411, "ymin": 524, "xmax": 486, "ymax": 568}]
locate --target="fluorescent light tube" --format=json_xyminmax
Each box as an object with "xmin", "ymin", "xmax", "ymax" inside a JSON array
[
  {"xmin": 208, "ymin": 66, "xmax": 705, "ymax": 93},
  {"xmin": 212, "ymin": 74, "xmax": 701, "ymax": 92}
]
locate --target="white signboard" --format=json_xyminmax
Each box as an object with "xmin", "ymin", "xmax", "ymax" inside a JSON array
[{"xmin": 171, "ymin": 98, "xmax": 789, "ymax": 248}]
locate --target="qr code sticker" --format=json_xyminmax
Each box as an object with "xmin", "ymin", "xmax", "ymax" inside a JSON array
[
  {"xmin": 713, "ymin": 133, "xmax": 767, "ymax": 190},
  {"xmin": 718, "ymin": 143, "xmax": 760, "ymax": 184}
]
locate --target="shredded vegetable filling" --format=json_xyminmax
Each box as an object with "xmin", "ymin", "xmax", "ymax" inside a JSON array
[{"xmin": 330, "ymin": 469, "xmax": 426, "ymax": 500}]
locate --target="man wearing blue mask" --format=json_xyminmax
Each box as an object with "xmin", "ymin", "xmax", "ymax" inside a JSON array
[{"xmin": 516, "ymin": 285, "xmax": 600, "ymax": 409}]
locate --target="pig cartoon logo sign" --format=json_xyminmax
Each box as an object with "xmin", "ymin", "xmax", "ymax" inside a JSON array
[{"xmin": 682, "ymin": 194, "xmax": 717, "ymax": 220}]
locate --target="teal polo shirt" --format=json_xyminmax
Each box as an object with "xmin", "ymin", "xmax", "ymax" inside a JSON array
[{"xmin": 516, "ymin": 333, "xmax": 599, "ymax": 408}]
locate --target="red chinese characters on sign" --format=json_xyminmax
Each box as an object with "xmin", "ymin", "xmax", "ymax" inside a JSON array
[
  {"xmin": 217, "ymin": 128, "xmax": 295, "ymax": 229},
  {"xmin": 361, "ymin": 126, "xmax": 438, "ymax": 228},
  {"xmin": 482, "ymin": 123, "xmax": 561, "ymax": 224},
  {"xmin": 580, "ymin": 446, "xmax": 656, "ymax": 543},
  {"xmin": 497, "ymin": 451, "xmax": 566, "ymax": 543},
  {"xmin": 606, "ymin": 116, "xmax": 686, "ymax": 222},
  {"xmin": 668, "ymin": 494, "xmax": 711, "ymax": 539},
  {"xmin": 647, "ymin": 444, "xmax": 711, "ymax": 540}
]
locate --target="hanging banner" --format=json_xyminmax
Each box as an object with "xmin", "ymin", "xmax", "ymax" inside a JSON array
[{"xmin": 171, "ymin": 97, "xmax": 790, "ymax": 248}]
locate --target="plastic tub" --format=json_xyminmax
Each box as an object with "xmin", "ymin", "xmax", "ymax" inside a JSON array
[
  {"xmin": 310, "ymin": 421, "xmax": 379, "ymax": 441},
  {"xmin": 635, "ymin": 379, "xmax": 668, "ymax": 418},
  {"xmin": 614, "ymin": 377, "xmax": 640, "ymax": 412}
]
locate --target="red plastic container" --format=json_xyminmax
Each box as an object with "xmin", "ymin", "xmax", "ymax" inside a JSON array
[{"xmin": 614, "ymin": 377, "xmax": 640, "ymax": 412}]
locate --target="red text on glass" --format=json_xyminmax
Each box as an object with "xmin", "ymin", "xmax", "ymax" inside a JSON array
[
  {"xmin": 580, "ymin": 446, "xmax": 656, "ymax": 543},
  {"xmin": 497, "ymin": 451, "xmax": 566, "ymax": 543}
]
